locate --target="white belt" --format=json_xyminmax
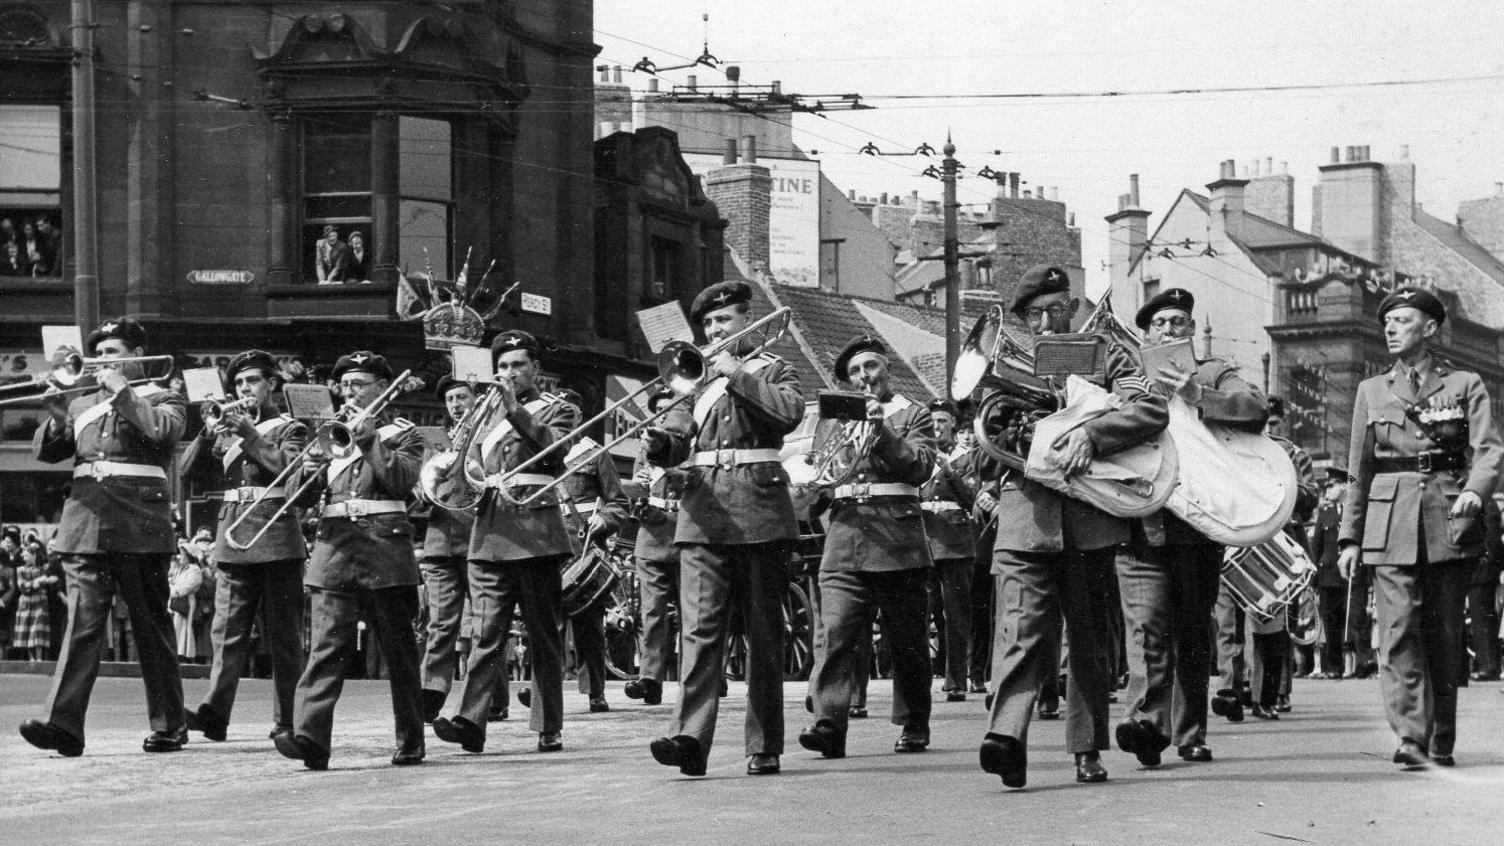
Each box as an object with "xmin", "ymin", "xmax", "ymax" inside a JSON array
[
  {"xmin": 921, "ymin": 501, "xmax": 963, "ymax": 513},
  {"xmin": 483, "ymin": 472, "xmax": 555, "ymax": 490},
  {"xmin": 692, "ymin": 448, "xmax": 782, "ymax": 468},
  {"xmin": 322, "ymin": 499, "xmax": 406, "ymax": 518},
  {"xmin": 831, "ymin": 482, "xmax": 919, "ymax": 501},
  {"xmin": 74, "ymin": 461, "xmax": 167, "ymax": 481},
  {"xmin": 571, "ymin": 501, "xmax": 599, "ymax": 515},
  {"xmin": 647, "ymin": 496, "xmax": 679, "ymax": 511},
  {"xmin": 223, "ymin": 486, "xmax": 286, "ymax": 503}
]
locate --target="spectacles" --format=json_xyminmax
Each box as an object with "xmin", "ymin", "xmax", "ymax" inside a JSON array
[
  {"xmin": 1022, "ymin": 304, "xmax": 1068, "ymax": 321},
  {"xmin": 1149, "ymin": 316, "xmax": 1192, "ymax": 330},
  {"xmin": 337, "ymin": 380, "xmax": 375, "ymax": 393}
]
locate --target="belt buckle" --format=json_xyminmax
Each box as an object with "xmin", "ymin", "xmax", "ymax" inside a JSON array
[
  {"xmin": 346, "ymin": 500, "xmax": 367, "ymax": 518},
  {"xmin": 1417, "ymin": 453, "xmax": 1433, "ymax": 473},
  {"xmin": 717, "ymin": 448, "xmax": 736, "ymax": 470},
  {"xmin": 91, "ymin": 462, "xmax": 107, "ymax": 482},
  {"xmin": 851, "ymin": 482, "xmax": 871, "ymax": 502}
]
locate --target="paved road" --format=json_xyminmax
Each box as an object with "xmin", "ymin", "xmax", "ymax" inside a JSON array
[{"xmin": 1, "ymin": 672, "xmax": 1501, "ymax": 845}]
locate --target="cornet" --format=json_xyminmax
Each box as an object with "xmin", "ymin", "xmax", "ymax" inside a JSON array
[{"xmin": 202, "ymin": 397, "xmax": 262, "ymax": 428}]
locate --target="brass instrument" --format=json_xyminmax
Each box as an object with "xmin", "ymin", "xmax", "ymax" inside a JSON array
[
  {"xmin": 484, "ymin": 307, "xmax": 793, "ymax": 508},
  {"xmin": 419, "ymin": 386, "xmax": 505, "ymax": 512},
  {"xmin": 202, "ymin": 397, "xmax": 262, "ymax": 428},
  {"xmin": 224, "ymin": 370, "xmax": 415, "ymax": 551},
  {"xmin": 0, "ymin": 346, "xmax": 177, "ymax": 407},
  {"xmin": 784, "ymin": 390, "xmax": 877, "ymax": 493}
]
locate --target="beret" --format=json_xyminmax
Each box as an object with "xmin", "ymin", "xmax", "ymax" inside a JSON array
[
  {"xmin": 86, "ymin": 317, "xmax": 148, "ymax": 353},
  {"xmin": 928, "ymin": 399, "xmax": 958, "ymax": 418},
  {"xmin": 433, "ymin": 375, "xmax": 476, "ymax": 400},
  {"xmin": 1378, "ymin": 286, "xmax": 1445, "ymax": 326},
  {"xmin": 224, "ymin": 350, "xmax": 280, "ymax": 387},
  {"xmin": 491, "ymin": 329, "xmax": 540, "ymax": 362},
  {"xmin": 1010, "ymin": 265, "xmax": 1071, "ymax": 316},
  {"xmin": 690, "ymin": 280, "xmax": 753, "ymax": 323},
  {"xmin": 331, "ymin": 351, "xmax": 393, "ymax": 382},
  {"xmin": 833, "ymin": 334, "xmax": 888, "ymax": 381},
  {"xmin": 1135, "ymin": 287, "xmax": 1195, "ymax": 331}
]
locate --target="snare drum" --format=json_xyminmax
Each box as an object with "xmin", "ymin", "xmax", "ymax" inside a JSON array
[
  {"xmin": 561, "ymin": 545, "xmax": 620, "ymax": 618},
  {"xmin": 1221, "ymin": 532, "xmax": 1317, "ymax": 623}
]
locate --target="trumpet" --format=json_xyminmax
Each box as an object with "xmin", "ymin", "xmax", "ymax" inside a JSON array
[
  {"xmin": 202, "ymin": 397, "xmax": 262, "ymax": 428},
  {"xmin": 223, "ymin": 370, "xmax": 415, "ymax": 551},
  {"xmin": 483, "ymin": 307, "xmax": 793, "ymax": 508},
  {"xmin": 0, "ymin": 346, "xmax": 177, "ymax": 407}
]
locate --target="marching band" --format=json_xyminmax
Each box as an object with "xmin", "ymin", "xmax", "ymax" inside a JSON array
[{"xmin": 15, "ymin": 274, "xmax": 1503, "ymax": 785}]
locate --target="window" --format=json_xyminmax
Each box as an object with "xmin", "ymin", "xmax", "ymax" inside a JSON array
[
  {"xmin": 399, "ymin": 117, "xmax": 453, "ymax": 279},
  {"xmin": 648, "ymin": 236, "xmax": 681, "ymax": 300},
  {"xmin": 1141, "ymin": 277, "xmax": 1160, "ymax": 303},
  {"xmin": 0, "ymin": 104, "xmax": 63, "ymax": 279},
  {"xmin": 301, "ymin": 113, "xmax": 371, "ymax": 284}
]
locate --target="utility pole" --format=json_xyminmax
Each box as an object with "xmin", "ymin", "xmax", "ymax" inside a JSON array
[
  {"xmin": 71, "ymin": 0, "xmax": 99, "ymax": 332},
  {"xmin": 942, "ymin": 135, "xmax": 959, "ymax": 400}
]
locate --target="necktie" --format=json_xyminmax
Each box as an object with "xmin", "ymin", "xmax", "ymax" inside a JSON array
[{"xmin": 1408, "ymin": 368, "xmax": 1421, "ymax": 397}]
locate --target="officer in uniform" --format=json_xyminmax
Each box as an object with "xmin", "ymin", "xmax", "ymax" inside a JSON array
[
  {"xmin": 625, "ymin": 388, "xmax": 685, "ymax": 706},
  {"xmin": 431, "ymin": 330, "xmax": 579, "ymax": 754},
  {"xmin": 977, "ymin": 265, "xmax": 1168, "ymax": 788},
  {"xmin": 1338, "ymin": 287, "xmax": 1502, "ymax": 768},
  {"xmin": 922, "ymin": 399, "xmax": 978, "ymax": 703},
  {"xmin": 180, "ymin": 350, "xmax": 308, "ymax": 743},
  {"xmin": 418, "ymin": 377, "xmax": 506, "ymax": 723},
  {"xmin": 799, "ymin": 336, "xmax": 937, "ymax": 760},
  {"xmin": 644, "ymin": 280, "xmax": 804, "ymax": 777},
  {"xmin": 274, "ymin": 351, "xmax": 426, "ymax": 770},
  {"xmin": 20, "ymin": 317, "xmax": 188, "ymax": 757},
  {"xmin": 1310, "ymin": 466, "xmax": 1353, "ymax": 679},
  {"xmin": 1114, "ymin": 289, "xmax": 1266, "ymax": 766}
]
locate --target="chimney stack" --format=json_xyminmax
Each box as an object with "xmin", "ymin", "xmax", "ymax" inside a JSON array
[
  {"xmin": 1106, "ymin": 174, "xmax": 1152, "ymax": 308},
  {"xmin": 722, "ymin": 139, "xmax": 737, "ymax": 166},
  {"xmin": 705, "ymin": 152, "xmax": 773, "ymax": 276},
  {"xmin": 1317, "ymin": 142, "xmax": 1385, "ymax": 262},
  {"xmin": 743, "ymin": 135, "xmax": 758, "ymax": 164},
  {"xmin": 1207, "ymin": 158, "xmax": 1249, "ymax": 244}
]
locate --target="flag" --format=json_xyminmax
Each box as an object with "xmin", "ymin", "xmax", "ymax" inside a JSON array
[{"xmin": 396, "ymin": 274, "xmax": 427, "ymax": 320}]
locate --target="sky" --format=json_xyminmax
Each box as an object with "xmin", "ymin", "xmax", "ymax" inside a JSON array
[{"xmin": 593, "ymin": 0, "xmax": 1504, "ymax": 298}]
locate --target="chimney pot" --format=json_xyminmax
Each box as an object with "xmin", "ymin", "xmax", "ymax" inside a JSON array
[
  {"xmin": 1400, "ymin": 145, "xmax": 1410, "ymax": 160},
  {"xmin": 599, "ymin": 66, "xmax": 609, "ymax": 83},
  {"xmin": 880, "ymin": 192, "xmax": 889, "ymax": 204},
  {"xmin": 613, "ymin": 66, "xmax": 622, "ymax": 84},
  {"xmin": 647, "ymin": 78, "xmax": 659, "ymax": 93},
  {"xmin": 726, "ymin": 65, "xmax": 741, "ymax": 83},
  {"xmin": 771, "ymin": 80, "xmax": 782, "ymax": 95},
  {"xmin": 1264, "ymin": 156, "xmax": 1273, "ymax": 176},
  {"xmin": 723, "ymin": 139, "xmax": 737, "ymax": 165},
  {"xmin": 1330, "ymin": 147, "xmax": 1340, "ymax": 164},
  {"xmin": 1129, "ymin": 173, "xmax": 1141, "ymax": 207},
  {"xmin": 1281, "ymin": 161, "xmax": 1289, "ymax": 174},
  {"xmin": 1345, "ymin": 146, "xmax": 1356, "ymax": 163},
  {"xmin": 686, "ymin": 74, "xmax": 697, "ymax": 90},
  {"xmin": 848, "ymin": 189, "xmax": 855, "ymax": 201},
  {"xmin": 744, "ymin": 136, "xmax": 758, "ymax": 164}
]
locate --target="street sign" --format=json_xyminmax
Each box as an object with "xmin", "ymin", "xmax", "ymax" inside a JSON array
[
  {"xmin": 521, "ymin": 293, "xmax": 552, "ymax": 315},
  {"xmin": 187, "ymin": 270, "xmax": 255, "ymax": 285}
]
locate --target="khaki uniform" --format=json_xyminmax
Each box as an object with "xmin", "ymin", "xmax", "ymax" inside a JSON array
[
  {"xmin": 36, "ymin": 383, "xmax": 187, "ymax": 742},
  {"xmin": 415, "ymin": 432, "xmax": 484, "ymax": 704},
  {"xmin": 921, "ymin": 448, "xmax": 978, "ymax": 694},
  {"xmin": 561, "ymin": 446, "xmax": 630, "ymax": 700},
  {"xmin": 631, "ymin": 459, "xmax": 686, "ymax": 685},
  {"xmin": 1340, "ymin": 354, "xmax": 1503, "ymax": 756}
]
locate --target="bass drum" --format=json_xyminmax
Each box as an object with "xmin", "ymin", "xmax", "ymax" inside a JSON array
[
  {"xmin": 561, "ymin": 545, "xmax": 621, "ymax": 618},
  {"xmin": 1221, "ymin": 532, "xmax": 1317, "ymax": 623},
  {"xmin": 1165, "ymin": 396, "xmax": 1297, "ymax": 547}
]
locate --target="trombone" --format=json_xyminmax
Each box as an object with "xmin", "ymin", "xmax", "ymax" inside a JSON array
[
  {"xmin": 223, "ymin": 370, "xmax": 415, "ymax": 551},
  {"xmin": 0, "ymin": 346, "xmax": 176, "ymax": 407},
  {"xmin": 482, "ymin": 307, "xmax": 792, "ymax": 508}
]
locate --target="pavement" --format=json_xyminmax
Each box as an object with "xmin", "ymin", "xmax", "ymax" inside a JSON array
[{"xmin": 2, "ymin": 672, "xmax": 1502, "ymax": 846}]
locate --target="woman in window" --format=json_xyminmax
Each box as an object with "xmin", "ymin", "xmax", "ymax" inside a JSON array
[{"xmin": 346, "ymin": 230, "xmax": 369, "ymax": 283}]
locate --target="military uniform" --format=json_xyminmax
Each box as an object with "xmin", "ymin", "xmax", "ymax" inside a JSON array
[
  {"xmin": 560, "ymin": 439, "xmax": 630, "ymax": 705},
  {"xmin": 921, "ymin": 421, "xmax": 978, "ymax": 697},
  {"xmin": 951, "ymin": 443, "xmax": 996, "ymax": 692},
  {"xmin": 278, "ymin": 353, "xmax": 426, "ymax": 767},
  {"xmin": 628, "ymin": 451, "xmax": 686, "ymax": 703},
  {"xmin": 179, "ymin": 350, "xmax": 308, "ymax": 739},
  {"xmin": 24, "ymin": 323, "xmax": 187, "ymax": 754},
  {"xmin": 1341, "ymin": 335, "xmax": 1502, "ymax": 760},
  {"xmin": 649, "ymin": 281, "xmax": 804, "ymax": 775},
  {"xmin": 1310, "ymin": 474, "xmax": 1373, "ymax": 677},
  {"xmin": 1117, "ymin": 343, "xmax": 1266, "ymax": 760}
]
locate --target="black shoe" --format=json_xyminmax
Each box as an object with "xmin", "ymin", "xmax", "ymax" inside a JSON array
[
  {"xmin": 143, "ymin": 727, "xmax": 187, "ymax": 753},
  {"xmin": 391, "ymin": 741, "xmax": 426, "ymax": 766},
  {"xmin": 19, "ymin": 720, "xmax": 84, "ymax": 758},
  {"xmin": 968, "ymin": 679, "xmax": 987, "ymax": 694},
  {"xmin": 984, "ymin": 692, "xmax": 995, "ymax": 711},
  {"xmin": 1470, "ymin": 671, "xmax": 1500, "ymax": 682},
  {"xmin": 650, "ymin": 734, "xmax": 706, "ymax": 776},
  {"xmin": 1431, "ymin": 753, "xmax": 1455, "ymax": 767},
  {"xmin": 269, "ymin": 724, "xmax": 293, "ymax": 741},
  {"xmin": 537, "ymin": 732, "xmax": 563, "ymax": 752},
  {"xmin": 894, "ymin": 725, "xmax": 930, "ymax": 753},
  {"xmin": 625, "ymin": 678, "xmax": 663, "ymax": 705},
  {"xmin": 1250, "ymin": 704, "xmax": 1279, "ymax": 721},
  {"xmin": 1177, "ymin": 743, "xmax": 1213, "ymax": 762},
  {"xmin": 746, "ymin": 753, "xmax": 781, "ymax": 775},
  {"xmin": 185, "ymin": 706, "xmax": 228, "ymax": 742},
  {"xmin": 486, "ymin": 706, "xmax": 509, "ymax": 723},
  {"xmin": 516, "ymin": 688, "xmax": 531, "ymax": 709},
  {"xmin": 979, "ymin": 733, "xmax": 1026, "ymax": 788},
  {"xmin": 1274, "ymin": 695, "xmax": 1292, "ymax": 713},
  {"xmin": 1036, "ymin": 704, "xmax": 1060, "ymax": 720},
  {"xmin": 1074, "ymin": 751, "xmax": 1108, "ymax": 783},
  {"xmin": 421, "ymin": 689, "xmax": 447, "ymax": 724},
  {"xmin": 848, "ymin": 705, "xmax": 868, "ymax": 719},
  {"xmin": 589, "ymin": 696, "xmax": 610, "ymax": 713},
  {"xmin": 1210, "ymin": 694, "xmax": 1245, "ymax": 723},
  {"xmin": 432, "ymin": 716, "xmax": 485, "ymax": 754},
  {"xmin": 273, "ymin": 732, "xmax": 329, "ymax": 771},
  {"xmin": 1393, "ymin": 740, "xmax": 1429, "ymax": 769},
  {"xmin": 1351, "ymin": 663, "xmax": 1377, "ymax": 680},
  {"xmin": 946, "ymin": 691, "xmax": 967, "ymax": 703},
  {"xmin": 1114, "ymin": 719, "xmax": 1166, "ymax": 768},
  {"xmin": 798, "ymin": 719, "xmax": 847, "ymax": 759}
]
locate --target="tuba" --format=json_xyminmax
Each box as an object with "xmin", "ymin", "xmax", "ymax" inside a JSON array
[
  {"xmin": 956, "ymin": 305, "xmax": 1177, "ymax": 518},
  {"xmin": 1081, "ymin": 296, "xmax": 1296, "ymax": 546},
  {"xmin": 419, "ymin": 387, "xmax": 505, "ymax": 512}
]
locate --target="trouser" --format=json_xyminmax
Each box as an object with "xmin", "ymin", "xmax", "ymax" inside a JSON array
[
  {"xmin": 1372, "ymin": 556, "xmax": 1471, "ymax": 756},
  {"xmin": 1250, "ymin": 631, "xmax": 1288, "ymax": 707},
  {"xmin": 200, "ymin": 559, "xmax": 305, "ymax": 729},
  {"xmin": 571, "ymin": 602, "xmax": 607, "ymax": 699},
  {"xmin": 421, "ymin": 556, "xmax": 507, "ymax": 708},
  {"xmin": 1213, "ymin": 580, "xmax": 1246, "ymax": 697},
  {"xmin": 636, "ymin": 554, "xmax": 680, "ymax": 682},
  {"xmin": 43, "ymin": 552, "xmax": 185, "ymax": 741},
  {"xmin": 1466, "ymin": 582, "xmax": 1500, "ymax": 678},
  {"xmin": 968, "ymin": 526, "xmax": 997, "ymax": 685},
  {"xmin": 985, "ymin": 547, "xmax": 1114, "ymax": 755},
  {"xmin": 812, "ymin": 568, "xmax": 930, "ymax": 732},
  {"xmin": 457, "ymin": 555, "xmax": 566, "ymax": 736},
  {"xmin": 293, "ymin": 584, "xmax": 422, "ymax": 754},
  {"xmin": 929, "ymin": 557, "xmax": 973, "ymax": 692},
  {"xmin": 1318, "ymin": 585, "xmax": 1350, "ymax": 675},
  {"xmin": 1036, "ymin": 618, "xmax": 1062, "ymax": 713},
  {"xmin": 668, "ymin": 541, "xmax": 788, "ymax": 760},
  {"xmin": 1116, "ymin": 542, "xmax": 1223, "ymax": 747}
]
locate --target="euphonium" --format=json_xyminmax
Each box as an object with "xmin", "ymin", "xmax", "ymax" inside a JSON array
[{"xmin": 420, "ymin": 387, "xmax": 505, "ymax": 512}]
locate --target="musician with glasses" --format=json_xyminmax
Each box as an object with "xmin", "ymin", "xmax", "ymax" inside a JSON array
[
  {"xmin": 977, "ymin": 265, "xmax": 1168, "ymax": 789},
  {"xmin": 642, "ymin": 280, "xmax": 803, "ymax": 777},
  {"xmin": 431, "ymin": 331, "xmax": 578, "ymax": 756},
  {"xmin": 1113, "ymin": 288, "xmax": 1267, "ymax": 767},
  {"xmin": 1338, "ymin": 287, "xmax": 1502, "ymax": 769},
  {"xmin": 625, "ymin": 388, "xmax": 686, "ymax": 707},
  {"xmin": 274, "ymin": 351, "xmax": 426, "ymax": 770},
  {"xmin": 179, "ymin": 350, "xmax": 308, "ymax": 745},
  {"xmin": 19, "ymin": 317, "xmax": 188, "ymax": 758}
]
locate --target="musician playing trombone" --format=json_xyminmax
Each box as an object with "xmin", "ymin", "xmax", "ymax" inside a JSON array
[
  {"xmin": 273, "ymin": 351, "xmax": 426, "ymax": 770},
  {"xmin": 799, "ymin": 335, "xmax": 937, "ymax": 761},
  {"xmin": 19, "ymin": 317, "xmax": 188, "ymax": 759},
  {"xmin": 431, "ymin": 330, "xmax": 579, "ymax": 756},
  {"xmin": 179, "ymin": 350, "xmax": 308, "ymax": 746},
  {"xmin": 977, "ymin": 266, "xmax": 1167, "ymax": 789},
  {"xmin": 1113, "ymin": 289, "xmax": 1268, "ymax": 767},
  {"xmin": 642, "ymin": 280, "xmax": 804, "ymax": 777}
]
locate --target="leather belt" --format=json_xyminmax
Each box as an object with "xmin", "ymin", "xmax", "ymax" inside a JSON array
[
  {"xmin": 921, "ymin": 500, "xmax": 963, "ymax": 513},
  {"xmin": 223, "ymin": 486, "xmax": 286, "ymax": 502},
  {"xmin": 693, "ymin": 448, "xmax": 782, "ymax": 468},
  {"xmin": 73, "ymin": 461, "xmax": 167, "ymax": 481},
  {"xmin": 483, "ymin": 472, "xmax": 554, "ymax": 490},
  {"xmin": 1371, "ymin": 452, "xmax": 1466, "ymax": 474},
  {"xmin": 647, "ymin": 496, "xmax": 679, "ymax": 511},
  {"xmin": 322, "ymin": 499, "xmax": 406, "ymax": 518},
  {"xmin": 831, "ymin": 482, "xmax": 919, "ymax": 502}
]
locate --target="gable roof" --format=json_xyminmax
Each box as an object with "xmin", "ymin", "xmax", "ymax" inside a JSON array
[{"xmin": 1410, "ymin": 208, "xmax": 1504, "ymax": 326}]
